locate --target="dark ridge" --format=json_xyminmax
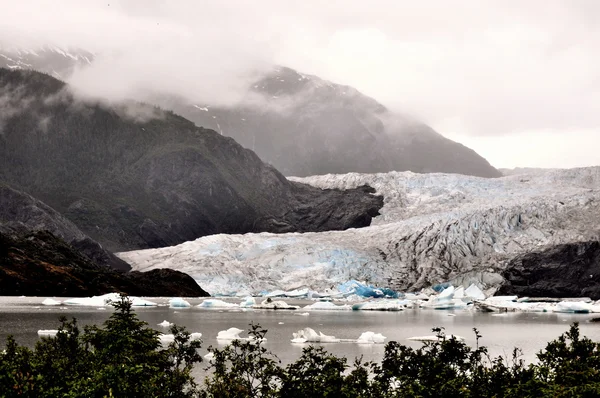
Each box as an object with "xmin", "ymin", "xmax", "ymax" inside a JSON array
[
  {"xmin": 0, "ymin": 230, "xmax": 209, "ymax": 297},
  {"xmin": 497, "ymin": 241, "xmax": 600, "ymax": 300},
  {"xmin": 0, "ymin": 67, "xmax": 383, "ymax": 252}
]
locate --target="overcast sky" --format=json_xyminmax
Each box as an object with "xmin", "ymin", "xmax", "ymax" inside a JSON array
[{"xmin": 1, "ymin": 0, "xmax": 599, "ymax": 169}]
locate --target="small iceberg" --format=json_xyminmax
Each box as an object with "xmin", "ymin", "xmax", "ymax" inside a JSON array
[
  {"xmin": 553, "ymin": 301, "xmax": 593, "ymax": 314},
  {"xmin": 216, "ymin": 327, "xmax": 245, "ymax": 341},
  {"xmin": 169, "ymin": 298, "xmax": 191, "ymax": 308},
  {"xmin": 465, "ymin": 284, "xmax": 486, "ymax": 301},
  {"xmin": 158, "ymin": 320, "xmax": 173, "ymax": 327},
  {"xmin": 63, "ymin": 293, "xmax": 121, "ymax": 307},
  {"xmin": 198, "ymin": 299, "xmax": 239, "ymax": 309},
  {"xmin": 264, "ymin": 290, "xmax": 287, "ymax": 298},
  {"xmin": 131, "ymin": 297, "xmax": 158, "ymax": 307},
  {"xmin": 338, "ymin": 280, "xmax": 399, "ymax": 298},
  {"xmin": 291, "ymin": 328, "xmax": 340, "ymax": 343},
  {"xmin": 356, "ymin": 331, "xmax": 386, "ymax": 344},
  {"xmin": 37, "ymin": 330, "xmax": 59, "ymax": 337},
  {"xmin": 253, "ymin": 299, "xmax": 299, "ymax": 310},
  {"xmin": 159, "ymin": 334, "xmax": 175, "ymax": 344},
  {"xmin": 284, "ymin": 288, "xmax": 309, "ymax": 298},
  {"xmin": 303, "ymin": 301, "xmax": 351, "ymax": 311},
  {"xmin": 352, "ymin": 300, "xmax": 408, "ymax": 311},
  {"xmin": 239, "ymin": 296, "xmax": 256, "ymax": 308},
  {"xmin": 42, "ymin": 298, "xmax": 61, "ymax": 306}
]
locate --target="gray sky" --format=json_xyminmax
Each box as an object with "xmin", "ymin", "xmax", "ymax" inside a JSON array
[{"xmin": 1, "ymin": 0, "xmax": 599, "ymax": 169}]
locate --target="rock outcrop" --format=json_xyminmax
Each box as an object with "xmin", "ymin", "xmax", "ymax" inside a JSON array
[
  {"xmin": 497, "ymin": 241, "xmax": 600, "ymax": 299},
  {"xmin": 0, "ymin": 230, "xmax": 208, "ymax": 297}
]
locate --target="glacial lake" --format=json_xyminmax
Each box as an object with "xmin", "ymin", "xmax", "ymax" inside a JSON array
[{"xmin": 2, "ymin": 296, "xmax": 600, "ymax": 368}]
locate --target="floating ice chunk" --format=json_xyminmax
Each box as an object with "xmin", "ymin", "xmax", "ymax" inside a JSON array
[
  {"xmin": 64, "ymin": 293, "xmax": 120, "ymax": 307},
  {"xmin": 554, "ymin": 301, "xmax": 593, "ymax": 313},
  {"xmin": 169, "ymin": 298, "xmax": 191, "ymax": 308},
  {"xmin": 438, "ymin": 286, "xmax": 455, "ymax": 300},
  {"xmin": 253, "ymin": 299, "xmax": 299, "ymax": 310},
  {"xmin": 204, "ymin": 352, "xmax": 215, "ymax": 360},
  {"xmin": 352, "ymin": 300, "xmax": 408, "ymax": 311},
  {"xmin": 239, "ymin": 296, "xmax": 256, "ymax": 308},
  {"xmin": 297, "ymin": 312, "xmax": 310, "ymax": 316},
  {"xmin": 356, "ymin": 331, "xmax": 386, "ymax": 344},
  {"xmin": 285, "ymin": 288, "xmax": 309, "ymax": 298},
  {"xmin": 264, "ymin": 290, "xmax": 286, "ymax": 298},
  {"xmin": 37, "ymin": 330, "xmax": 59, "ymax": 337},
  {"xmin": 96, "ymin": 307, "xmax": 106, "ymax": 310},
  {"xmin": 338, "ymin": 280, "xmax": 399, "ymax": 298},
  {"xmin": 465, "ymin": 284, "xmax": 486, "ymax": 300},
  {"xmin": 158, "ymin": 320, "xmax": 173, "ymax": 327},
  {"xmin": 422, "ymin": 298, "xmax": 467, "ymax": 310},
  {"xmin": 454, "ymin": 286, "xmax": 465, "ymax": 299},
  {"xmin": 278, "ymin": 322, "xmax": 285, "ymax": 325},
  {"xmin": 405, "ymin": 292, "xmax": 430, "ymax": 300},
  {"xmin": 407, "ymin": 334, "xmax": 464, "ymax": 342},
  {"xmin": 42, "ymin": 298, "xmax": 61, "ymax": 306},
  {"xmin": 198, "ymin": 299, "xmax": 239, "ymax": 309},
  {"xmin": 216, "ymin": 327, "xmax": 245, "ymax": 341},
  {"xmin": 159, "ymin": 334, "xmax": 175, "ymax": 344},
  {"xmin": 131, "ymin": 297, "xmax": 158, "ymax": 307},
  {"xmin": 291, "ymin": 327, "xmax": 340, "ymax": 343},
  {"xmin": 303, "ymin": 302, "xmax": 351, "ymax": 311},
  {"xmin": 190, "ymin": 332, "xmax": 202, "ymax": 341}
]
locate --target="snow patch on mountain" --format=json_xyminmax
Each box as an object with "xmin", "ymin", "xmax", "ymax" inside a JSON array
[{"xmin": 119, "ymin": 168, "xmax": 600, "ymax": 296}]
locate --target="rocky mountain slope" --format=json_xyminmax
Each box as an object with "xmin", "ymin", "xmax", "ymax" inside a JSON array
[
  {"xmin": 119, "ymin": 167, "xmax": 600, "ymax": 297},
  {"xmin": 0, "ymin": 68, "xmax": 382, "ymax": 253},
  {"xmin": 0, "ymin": 183, "xmax": 129, "ymax": 270},
  {"xmin": 0, "ymin": 47, "xmax": 500, "ymax": 178},
  {"xmin": 0, "ymin": 229, "xmax": 208, "ymax": 296}
]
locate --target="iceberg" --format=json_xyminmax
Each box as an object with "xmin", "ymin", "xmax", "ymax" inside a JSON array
[
  {"xmin": 352, "ymin": 300, "xmax": 408, "ymax": 311},
  {"xmin": 37, "ymin": 330, "xmax": 59, "ymax": 337},
  {"xmin": 356, "ymin": 331, "xmax": 386, "ymax": 344},
  {"xmin": 284, "ymin": 288, "xmax": 309, "ymax": 298},
  {"xmin": 216, "ymin": 327, "xmax": 245, "ymax": 341},
  {"xmin": 291, "ymin": 327, "xmax": 340, "ymax": 343},
  {"xmin": 159, "ymin": 334, "xmax": 175, "ymax": 344},
  {"xmin": 253, "ymin": 299, "xmax": 299, "ymax": 310},
  {"xmin": 264, "ymin": 290, "xmax": 286, "ymax": 298},
  {"xmin": 42, "ymin": 298, "xmax": 61, "ymax": 306},
  {"xmin": 158, "ymin": 320, "xmax": 173, "ymax": 327},
  {"xmin": 303, "ymin": 301, "xmax": 351, "ymax": 311},
  {"xmin": 338, "ymin": 280, "xmax": 399, "ymax": 298},
  {"xmin": 553, "ymin": 301, "xmax": 593, "ymax": 314},
  {"xmin": 197, "ymin": 299, "xmax": 239, "ymax": 309},
  {"xmin": 239, "ymin": 296, "xmax": 256, "ymax": 308},
  {"xmin": 63, "ymin": 293, "xmax": 121, "ymax": 306},
  {"xmin": 169, "ymin": 298, "xmax": 191, "ymax": 308},
  {"xmin": 131, "ymin": 297, "xmax": 158, "ymax": 307},
  {"xmin": 465, "ymin": 284, "xmax": 486, "ymax": 301}
]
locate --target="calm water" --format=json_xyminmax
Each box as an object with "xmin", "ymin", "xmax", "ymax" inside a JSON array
[{"xmin": 2, "ymin": 296, "xmax": 600, "ymax": 367}]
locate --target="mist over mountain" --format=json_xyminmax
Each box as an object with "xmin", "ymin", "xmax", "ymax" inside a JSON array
[
  {"xmin": 0, "ymin": 68, "xmax": 382, "ymax": 253},
  {"xmin": 0, "ymin": 47, "xmax": 500, "ymax": 178}
]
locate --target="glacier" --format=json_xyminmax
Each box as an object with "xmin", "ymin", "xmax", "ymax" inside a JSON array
[{"xmin": 118, "ymin": 167, "xmax": 600, "ymax": 296}]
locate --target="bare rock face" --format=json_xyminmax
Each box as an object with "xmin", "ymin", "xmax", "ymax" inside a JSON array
[
  {"xmin": 497, "ymin": 241, "xmax": 600, "ymax": 299},
  {"xmin": 0, "ymin": 184, "xmax": 129, "ymax": 271},
  {"xmin": 0, "ymin": 230, "xmax": 209, "ymax": 297},
  {"xmin": 0, "ymin": 68, "xmax": 382, "ymax": 253}
]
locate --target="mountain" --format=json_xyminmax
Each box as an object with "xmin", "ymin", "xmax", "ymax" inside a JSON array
[
  {"xmin": 0, "ymin": 229, "xmax": 208, "ymax": 296},
  {"xmin": 0, "ymin": 183, "xmax": 128, "ymax": 270},
  {"xmin": 119, "ymin": 167, "xmax": 600, "ymax": 298},
  {"xmin": 0, "ymin": 68, "xmax": 382, "ymax": 253},
  {"xmin": 0, "ymin": 47, "xmax": 500, "ymax": 178}
]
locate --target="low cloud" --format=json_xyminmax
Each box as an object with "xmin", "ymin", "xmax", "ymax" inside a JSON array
[{"xmin": 1, "ymin": 0, "xmax": 599, "ymax": 167}]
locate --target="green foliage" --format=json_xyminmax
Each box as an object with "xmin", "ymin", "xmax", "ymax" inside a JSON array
[
  {"xmin": 2, "ymin": 303, "xmax": 600, "ymax": 398},
  {"xmin": 0, "ymin": 294, "xmax": 203, "ymax": 397}
]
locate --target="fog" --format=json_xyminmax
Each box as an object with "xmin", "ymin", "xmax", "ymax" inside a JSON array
[{"xmin": 1, "ymin": 0, "xmax": 598, "ymax": 168}]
